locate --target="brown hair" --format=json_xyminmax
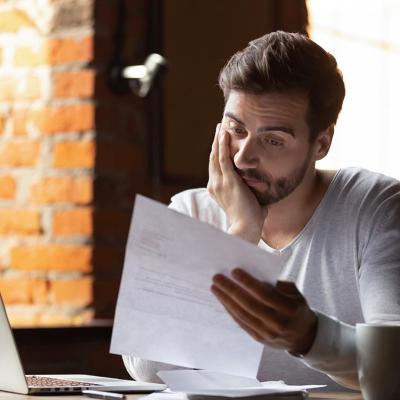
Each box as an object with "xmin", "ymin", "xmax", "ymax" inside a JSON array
[{"xmin": 218, "ymin": 31, "xmax": 345, "ymax": 140}]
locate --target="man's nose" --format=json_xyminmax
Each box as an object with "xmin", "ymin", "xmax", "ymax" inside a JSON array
[{"xmin": 233, "ymin": 137, "xmax": 259, "ymax": 170}]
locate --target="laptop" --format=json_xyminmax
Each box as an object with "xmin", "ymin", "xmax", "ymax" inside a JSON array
[{"xmin": 0, "ymin": 295, "xmax": 166, "ymax": 394}]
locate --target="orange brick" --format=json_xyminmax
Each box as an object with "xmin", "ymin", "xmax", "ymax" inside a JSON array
[
  {"xmin": 0, "ymin": 209, "xmax": 41, "ymax": 235},
  {"xmin": 0, "ymin": 279, "xmax": 30, "ymax": 303},
  {"xmin": 50, "ymin": 277, "xmax": 93, "ymax": 306},
  {"xmin": 53, "ymin": 207, "xmax": 93, "ymax": 236},
  {"xmin": 14, "ymin": 36, "xmax": 93, "ymax": 67},
  {"xmin": 48, "ymin": 36, "xmax": 93, "ymax": 65},
  {"xmin": 32, "ymin": 279, "xmax": 48, "ymax": 305},
  {"xmin": 0, "ymin": 176, "xmax": 17, "ymax": 199},
  {"xmin": 13, "ymin": 105, "xmax": 94, "ymax": 135},
  {"xmin": 31, "ymin": 176, "xmax": 93, "ymax": 204},
  {"xmin": 53, "ymin": 140, "xmax": 95, "ymax": 168},
  {"xmin": 54, "ymin": 70, "xmax": 95, "ymax": 98},
  {"xmin": 10, "ymin": 244, "xmax": 93, "ymax": 272},
  {"xmin": 0, "ymin": 278, "xmax": 47, "ymax": 304},
  {"xmin": 0, "ymin": 141, "xmax": 40, "ymax": 167},
  {"xmin": 53, "ymin": 209, "xmax": 131, "ymax": 238},
  {"xmin": 36, "ymin": 104, "xmax": 94, "ymax": 134},
  {"xmin": 38, "ymin": 309, "xmax": 94, "ymax": 327},
  {"xmin": 30, "ymin": 176, "xmax": 93, "ymax": 204},
  {"xmin": 0, "ymin": 10, "xmax": 35, "ymax": 33},
  {"xmin": 11, "ymin": 109, "xmax": 28, "ymax": 136}
]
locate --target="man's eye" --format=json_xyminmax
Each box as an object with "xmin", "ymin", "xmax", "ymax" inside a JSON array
[
  {"xmin": 230, "ymin": 127, "xmax": 246, "ymax": 135},
  {"xmin": 264, "ymin": 137, "xmax": 283, "ymax": 147}
]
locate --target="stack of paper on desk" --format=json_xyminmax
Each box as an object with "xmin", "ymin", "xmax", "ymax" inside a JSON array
[
  {"xmin": 141, "ymin": 370, "xmax": 324, "ymax": 399},
  {"xmin": 142, "ymin": 389, "xmax": 307, "ymax": 400},
  {"xmin": 157, "ymin": 370, "xmax": 324, "ymax": 397},
  {"xmin": 110, "ymin": 195, "xmax": 289, "ymax": 377}
]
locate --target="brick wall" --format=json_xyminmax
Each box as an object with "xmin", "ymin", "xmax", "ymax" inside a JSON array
[{"xmin": 0, "ymin": 0, "xmax": 151, "ymax": 326}]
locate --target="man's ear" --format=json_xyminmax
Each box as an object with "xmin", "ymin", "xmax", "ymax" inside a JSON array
[{"xmin": 314, "ymin": 124, "xmax": 334, "ymax": 161}]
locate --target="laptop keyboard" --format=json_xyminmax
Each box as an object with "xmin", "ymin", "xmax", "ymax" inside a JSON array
[{"xmin": 27, "ymin": 375, "xmax": 99, "ymax": 387}]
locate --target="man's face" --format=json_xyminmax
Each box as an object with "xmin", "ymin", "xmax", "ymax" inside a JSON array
[{"xmin": 222, "ymin": 90, "xmax": 315, "ymax": 206}]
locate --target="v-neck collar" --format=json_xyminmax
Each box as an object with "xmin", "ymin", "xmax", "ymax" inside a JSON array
[{"xmin": 259, "ymin": 169, "xmax": 342, "ymax": 254}]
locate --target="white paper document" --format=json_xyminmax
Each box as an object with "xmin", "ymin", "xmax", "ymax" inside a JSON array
[
  {"xmin": 156, "ymin": 370, "xmax": 325, "ymax": 397},
  {"xmin": 141, "ymin": 392, "xmax": 306, "ymax": 400},
  {"xmin": 157, "ymin": 370, "xmax": 263, "ymax": 392},
  {"xmin": 111, "ymin": 195, "xmax": 289, "ymax": 378}
]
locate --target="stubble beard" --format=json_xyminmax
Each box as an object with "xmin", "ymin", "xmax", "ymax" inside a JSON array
[{"xmin": 235, "ymin": 152, "xmax": 312, "ymax": 207}]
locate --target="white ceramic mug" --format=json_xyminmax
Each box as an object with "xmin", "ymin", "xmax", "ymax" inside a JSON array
[{"xmin": 356, "ymin": 323, "xmax": 400, "ymax": 400}]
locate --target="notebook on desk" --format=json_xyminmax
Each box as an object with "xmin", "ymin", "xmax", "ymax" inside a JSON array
[{"xmin": 0, "ymin": 294, "xmax": 166, "ymax": 395}]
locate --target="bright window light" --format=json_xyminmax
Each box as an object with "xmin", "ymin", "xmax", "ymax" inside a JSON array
[{"xmin": 308, "ymin": 0, "xmax": 400, "ymax": 179}]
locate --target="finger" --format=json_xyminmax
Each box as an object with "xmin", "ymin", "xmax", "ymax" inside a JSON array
[
  {"xmin": 212, "ymin": 284, "xmax": 279, "ymax": 343},
  {"xmin": 209, "ymin": 123, "xmax": 222, "ymax": 177},
  {"xmin": 218, "ymin": 127, "xmax": 234, "ymax": 175},
  {"xmin": 231, "ymin": 269, "xmax": 296, "ymax": 314},
  {"xmin": 212, "ymin": 274, "xmax": 283, "ymax": 330},
  {"xmin": 276, "ymin": 280, "xmax": 302, "ymax": 297},
  {"xmin": 211, "ymin": 284, "xmax": 267, "ymax": 340},
  {"xmin": 230, "ymin": 314, "xmax": 265, "ymax": 343}
]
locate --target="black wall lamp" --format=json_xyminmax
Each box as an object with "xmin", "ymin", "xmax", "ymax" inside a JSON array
[
  {"xmin": 121, "ymin": 53, "xmax": 167, "ymax": 97},
  {"xmin": 106, "ymin": 0, "xmax": 166, "ymax": 198},
  {"xmin": 107, "ymin": 48, "xmax": 167, "ymax": 98},
  {"xmin": 107, "ymin": 0, "xmax": 166, "ymax": 98}
]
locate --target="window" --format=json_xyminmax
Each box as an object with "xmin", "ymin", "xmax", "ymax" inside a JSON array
[{"xmin": 308, "ymin": 0, "xmax": 400, "ymax": 179}]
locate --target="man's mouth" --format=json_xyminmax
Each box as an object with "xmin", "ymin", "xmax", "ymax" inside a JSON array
[
  {"xmin": 235, "ymin": 167, "xmax": 269, "ymax": 188},
  {"xmin": 242, "ymin": 177, "xmax": 265, "ymax": 188}
]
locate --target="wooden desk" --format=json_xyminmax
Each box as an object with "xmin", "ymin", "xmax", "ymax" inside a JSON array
[
  {"xmin": 0, "ymin": 392, "xmax": 364, "ymax": 400},
  {"xmin": 309, "ymin": 394, "xmax": 362, "ymax": 399}
]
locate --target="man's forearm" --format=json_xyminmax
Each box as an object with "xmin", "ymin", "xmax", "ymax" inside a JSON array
[
  {"xmin": 228, "ymin": 223, "xmax": 262, "ymax": 244},
  {"xmin": 299, "ymin": 311, "xmax": 360, "ymax": 390}
]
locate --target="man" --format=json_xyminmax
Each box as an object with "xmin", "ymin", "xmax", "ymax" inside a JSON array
[{"xmin": 123, "ymin": 31, "xmax": 400, "ymax": 390}]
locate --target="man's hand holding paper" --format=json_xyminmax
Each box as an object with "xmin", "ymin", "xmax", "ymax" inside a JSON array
[
  {"xmin": 211, "ymin": 270, "xmax": 318, "ymax": 356},
  {"xmin": 110, "ymin": 195, "xmax": 289, "ymax": 378}
]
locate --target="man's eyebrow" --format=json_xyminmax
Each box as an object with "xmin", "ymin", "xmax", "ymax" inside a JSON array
[
  {"xmin": 259, "ymin": 126, "xmax": 295, "ymax": 137},
  {"xmin": 224, "ymin": 112, "xmax": 245, "ymax": 125},
  {"xmin": 224, "ymin": 112, "xmax": 295, "ymax": 137}
]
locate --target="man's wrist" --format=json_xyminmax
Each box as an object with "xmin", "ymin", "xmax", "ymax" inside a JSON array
[
  {"xmin": 289, "ymin": 313, "xmax": 319, "ymax": 357},
  {"xmin": 228, "ymin": 223, "xmax": 262, "ymax": 244}
]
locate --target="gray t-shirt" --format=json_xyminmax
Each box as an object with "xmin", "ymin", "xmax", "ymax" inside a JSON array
[{"xmin": 122, "ymin": 167, "xmax": 400, "ymax": 390}]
